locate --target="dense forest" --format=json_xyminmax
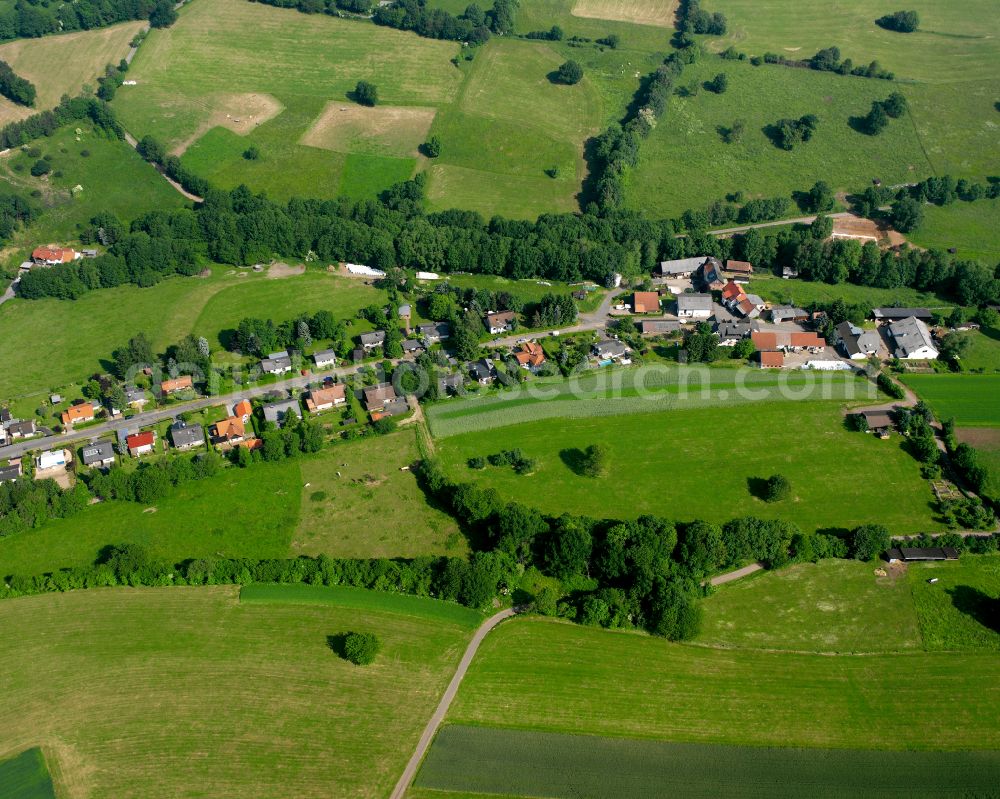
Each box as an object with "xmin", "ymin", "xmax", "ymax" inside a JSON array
[{"xmin": 0, "ymin": 0, "xmax": 174, "ymax": 42}]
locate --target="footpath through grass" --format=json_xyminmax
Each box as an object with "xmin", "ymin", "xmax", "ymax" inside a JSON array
[
  {"xmin": 447, "ymin": 616, "xmax": 1000, "ymax": 750},
  {"xmin": 0, "ymin": 748, "xmax": 55, "ymax": 799},
  {"xmin": 0, "ymin": 585, "xmax": 476, "ymax": 798},
  {"xmin": 415, "ymin": 724, "xmax": 1000, "ymax": 799},
  {"xmin": 434, "ymin": 400, "xmax": 939, "ymax": 534}
]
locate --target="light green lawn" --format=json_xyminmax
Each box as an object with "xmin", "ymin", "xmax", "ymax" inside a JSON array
[
  {"xmin": 434, "ymin": 400, "xmax": 940, "ymax": 534},
  {"xmin": 747, "ymin": 274, "xmax": 954, "ymax": 309},
  {"xmin": 908, "ymin": 198, "xmax": 1000, "ymax": 263},
  {"xmin": 0, "ymin": 585, "xmax": 477, "ymax": 797},
  {"xmin": 699, "ymin": 559, "xmax": 922, "ymax": 652},
  {"xmin": 909, "ymin": 554, "xmax": 1000, "ymax": 651},
  {"xmin": 448, "ymin": 616, "xmax": 1000, "ymax": 750}
]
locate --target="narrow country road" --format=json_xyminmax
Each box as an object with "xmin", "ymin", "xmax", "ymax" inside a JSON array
[
  {"xmin": 388, "ymin": 608, "xmax": 515, "ymax": 799},
  {"xmin": 709, "ymin": 562, "xmax": 764, "ymax": 586},
  {"xmin": 705, "ymin": 212, "xmax": 853, "ymax": 236},
  {"xmin": 489, "ymin": 287, "xmax": 628, "ymax": 349}
]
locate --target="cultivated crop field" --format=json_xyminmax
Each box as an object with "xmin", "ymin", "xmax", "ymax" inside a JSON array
[
  {"xmin": 699, "ymin": 559, "xmax": 922, "ymax": 653},
  {"xmin": 447, "ymin": 616, "xmax": 1000, "ymax": 750},
  {"xmin": 0, "ymin": 585, "xmax": 479, "ymax": 798},
  {"xmin": 0, "ymin": 748, "xmax": 55, "ymax": 799},
  {"xmin": 414, "ymin": 724, "xmax": 1000, "ymax": 798},
  {"xmin": 0, "ymin": 22, "xmax": 145, "ymax": 125},
  {"xmin": 0, "ymin": 267, "xmax": 382, "ymax": 401},
  {"xmin": 433, "ymin": 400, "xmax": 939, "ymax": 533},
  {"xmin": 901, "ymin": 374, "xmax": 1000, "ymax": 427}
]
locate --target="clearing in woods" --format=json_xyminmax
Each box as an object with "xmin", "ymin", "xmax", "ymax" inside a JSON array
[
  {"xmin": 0, "ymin": 22, "xmax": 146, "ymax": 125},
  {"xmin": 301, "ymin": 104, "xmax": 437, "ymax": 158},
  {"xmin": 0, "ymin": 586, "xmax": 481, "ymax": 798},
  {"xmin": 571, "ymin": 0, "xmax": 678, "ymax": 28}
]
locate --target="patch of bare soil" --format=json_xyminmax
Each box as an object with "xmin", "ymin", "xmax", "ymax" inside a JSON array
[
  {"xmin": 172, "ymin": 92, "xmax": 283, "ymax": 155},
  {"xmin": 300, "ymin": 103, "xmax": 435, "ymax": 157},
  {"xmin": 267, "ymin": 261, "xmax": 305, "ymax": 279},
  {"xmin": 956, "ymin": 428, "xmax": 1000, "ymax": 447}
]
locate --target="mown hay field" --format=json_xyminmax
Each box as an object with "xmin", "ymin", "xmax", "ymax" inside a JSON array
[
  {"xmin": 0, "ymin": 22, "xmax": 145, "ymax": 125},
  {"xmin": 414, "ymin": 724, "xmax": 1000, "ymax": 798},
  {"xmin": 0, "ymin": 585, "xmax": 479, "ymax": 798},
  {"xmin": 571, "ymin": 0, "xmax": 678, "ymax": 28},
  {"xmin": 432, "ymin": 400, "xmax": 939, "ymax": 534},
  {"xmin": 908, "ymin": 554, "xmax": 1000, "ymax": 651},
  {"xmin": 447, "ymin": 616, "xmax": 1000, "ymax": 750}
]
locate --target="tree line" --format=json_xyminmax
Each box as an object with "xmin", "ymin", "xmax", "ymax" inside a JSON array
[
  {"xmin": 0, "ymin": 60, "xmax": 35, "ymax": 107},
  {"xmin": 0, "ymin": 0, "xmax": 176, "ymax": 43},
  {"xmin": 0, "ymin": 94, "xmax": 121, "ymax": 151}
]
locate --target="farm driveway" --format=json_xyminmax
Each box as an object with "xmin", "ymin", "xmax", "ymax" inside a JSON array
[{"xmin": 389, "ymin": 608, "xmax": 516, "ymax": 799}]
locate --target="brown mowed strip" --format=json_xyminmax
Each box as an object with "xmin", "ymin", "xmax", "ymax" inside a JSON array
[
  {"xmin": 956, "ymin": 427, "xmax": 1000, "ymax": 447},
  {"xmin": 571, "ymin": 0, "xmax": 678, "ymax": 27}
]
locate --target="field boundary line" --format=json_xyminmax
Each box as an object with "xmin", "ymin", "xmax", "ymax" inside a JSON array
[{"xmin": 389, "ymin": 607, "xmax": 516, "ymax": 799}]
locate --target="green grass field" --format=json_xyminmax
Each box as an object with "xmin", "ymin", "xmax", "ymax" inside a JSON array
[
  {"xmin": 0, "ymin": 429, "xmax": 463, "ymax": 577},
  {"xmin": 0, "ymin": 748, "xmax": 55, "ymax": 799},
  {"xmin": 295, "ymin": 429, "xmax": 465, "ymax": 559},
  {"xmin": 901, "ymin": 374, "xmax": 1000, "ymax": 427},
  {"xmin": 954, "ymin": 328, "xmax": 1000, "ymax": 373},
  {"xmin": 909, "ymin": 554, "xmax": 1000, "ymax": 651},
  {"xmin": 0, "ymin": 585, "xmax": 479, "ymax": 797},
  {"xmin": 0, "ymin": 267, "xmax": 383, "ymax": 401},
  {"xmin": 433, "ymin": 399, "xmax": 939, "ymax": 534},
  {"xmin": 625, "ymin": 57, "xmax": 934, "ymax": 218},
  {"xmin": 426, "ymin": 367, "xmax": 877, "ymax": 437},
  {"xmin": 699, "ymin": 559, "xmax": 922, "ymax": 653},
  {"xmin": 0, "ymin": 121, "xmax": 187, "ymax": 258},
  {"xmin": 747, "ymin": 274, "xmax": 954, "ymax": 310},
  {"xmin": 414, "ymin": 724, "xmax": 1000, "ymax": 798},
  {"xmin": 908, "ymin": 198, "xmax": 1000, "ymax": 263},
  {"xmin": 447, "ymin": 616, "xmax": 1000, "ymax": 750}
]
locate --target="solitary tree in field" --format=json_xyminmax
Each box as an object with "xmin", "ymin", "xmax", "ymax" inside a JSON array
[
  {"xmin": 864, "ymin": 101, "xmax": 889, "ymax": 136},
  {"xmin": 353, "ymin": 80, "xmax": 378, "ymax": 106},
  {"xmin": 342, "ymin": 631, "xmax": 381, "ymax": 665},
  {"xmin": 882, "ymin": 92, "xmax": 908, "ymax": 119},
  {"xmin": 580, "ymin": 443, "xmax": 609, "ymax": 478},
  {"xmin": 422, "ymin": 135, "xmax": 441, "ymax": 157},
  {"xmin": 764, "ymin": 474, "xmax": 791, "ymax": 502},
  {"xmin": 876, "ymin": 10, "xmax": 919, "ymax": 32},
  {"xmin": 553, "ymin": 60, "xmax": 584, "ymax": 85},
  {"xmin": 707, "ymin": 73, "xmax": 728, "ymax": 94}
]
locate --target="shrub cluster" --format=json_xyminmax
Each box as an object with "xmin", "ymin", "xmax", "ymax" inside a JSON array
[
  {"xmin": 876, "ymin": 10, "xmax": 919, "ymax": 33},
  {"xmin": 0, "ymin": 60, "xmax": 34, "ymax": 106}
]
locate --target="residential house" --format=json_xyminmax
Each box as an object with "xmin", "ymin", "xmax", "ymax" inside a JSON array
[
  {"xmin": 514, "ymin": 341, "xmax": 546, "ymax": 370},
  {"xmin": 715, "ymin": 321, "xmax": 756, "ymax": 346},
  {"xmin": 770, "ymin": 306, "xmax": 808, "ymax": 324},
  {"xmin": 861, "ymin": 410, "xmax": 894, "ymax": 437},
  {"xmin": 170, "ymin": 420, "xmax": 205, "ymax": 450},
  {"xmin": 125, "ymin": 387, "xmax": 148, "ymax": 408},
  {"xmin": 467, "ymin": 359, "xmax": 497, "ymax": 385},
  {"xmin": 37, "ymin": 449, "xmax": 66, "ymax": 470},
  {"xmin": 873, "ymin": 307, "xmax": 933, "ymax": 322},
  {"xmin": 31, "ymin": 246, "xmax": 78, "ymax": 266},
  {"xmin": 438, "ymin": 373, "xmax": 464, "ymax": 396},
  {"xmin": 592, "ymin": 340, "xmax": 630, "ymax": 361},
  {"xmin": 734, "ymin": 293, "xmax": 766, "ymax": 319},
  {"xmin": 417, "ymin": 322, "xmax": 451, "ymax": 343},
  {"xmin": 699, "ymin": 258, "xmax": 726, "ymax": 291},
  {"xmin": 61, "ymin": 401, "xmax": 95, "ymax": 428},
  {"xmin": 758, "ymin": 351, "xmax": 784, "ymax": 368},
  {"xmin": 374, "ymin": 398, "xmax": 410, "ymax": 420},
  {"xmin": 789, "ymin": 332, "xmax": 825, "ymax": 351},
  {"xmin": 160, "ymin": 375, "xmax": 194, "ymax": 395},
  {"xmin": 126, "ymin": 431, "xmax": 155, "ymax": 457},
  {"xmin": 657, "ymin": 257, "xmax": 706, "ymax": 278},
  {"xmin": 261, "ymin": 351, "xmax": 293, "ymax": 375},
  {"xmin": 676, "ymin": 293, "xmax": 713, "ymax": 320},
  {"xmin": 313, "ymin": 349, "xmax": 337, "ymax": 369},
  {"xmin": 210, "ymin": 416, "xmax": 245, "ymax": 446},
  {"xmin": 360, "ymin": 330, "xmax": 386, "ymax": 351},
  {"xmin": 81, "ymin": 441, "xmax": 116, "ymax": 468},
  {"xmin": 485, "ymin": 311, "xmax": 516, "ymax": 335},
  {"xmin": 399, "ymin": 304, "xmax": 412, "ymax": 333},
  {"xmin": 0, "ymin": 463, "xmax": 21, "ymax": 483},
  {"xmin": 725, "ymin": 260, "xmax": 754, "ymax": 280},
  {"xmin": 7, "ymin": 420, "xmax": 37, "ymax": 440},
  {"xmin": 888, "ymin": 316, "xmax": 939, "ymax": 360},
  {"xmin": 632, "ymin": 291, "xmax": 661, "ymax": 314},
  {"xmin": 721, "ymin": 281, "xmax": 743, "ymax": 305},
  {"xmin": 401, "ymin": 339, "xmax": 424, "ymax": 354},
  {"xmin": 640, "ymin": 319, "xmax": 681, "ymax": 335},
  {"xmin": 304, "ymin": 384, "xmax": 346, "ymax": 413},
  {"xmin": 233, "ymin": 399, "xmax": 253, "ymax": 423},
  {"xmin": 262, "ymin": 398, "xmax": 302, "ymax": 427},
  {"xmin": 363, "ymin": 382, "xmax": 398, "ymax": 412},
  {"xmin": 836, "ymin": 321, "xmax": 881, "ymax": 360}
]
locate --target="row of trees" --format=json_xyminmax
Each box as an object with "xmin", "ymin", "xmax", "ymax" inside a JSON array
[
  {"xmin": 0, "ymin": 0, "xmax": 174, "ymax": 43},
  {"xmin": 0, "ymin": 60, "xmax": 34, "ymax": 106},
  {"xmin": 809, "ymin": 46, "xmax": 894, "ymax": 80},
  {"xmin": 233, "ymin": 309, "xmax": 346, "ymax": 357},
  {"xmin": 676, "ymin": 0, "xmax": 726, "ymax": 36},
  {"xmin": 0, "ymin": 94, "xmax": 121, "ymax": 151},
  {"xmin": 368, "ymin": 0, "xmax": 518, "ymax": 43}
]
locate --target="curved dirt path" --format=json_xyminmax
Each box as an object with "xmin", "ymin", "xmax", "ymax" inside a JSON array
[
  {"xmin": 709, "ymin": 562, "xmax": 764, "ymax": 586},
  {"xmin": 389, "ymin": 607, "xmax": 516, "ymax": 799}
]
